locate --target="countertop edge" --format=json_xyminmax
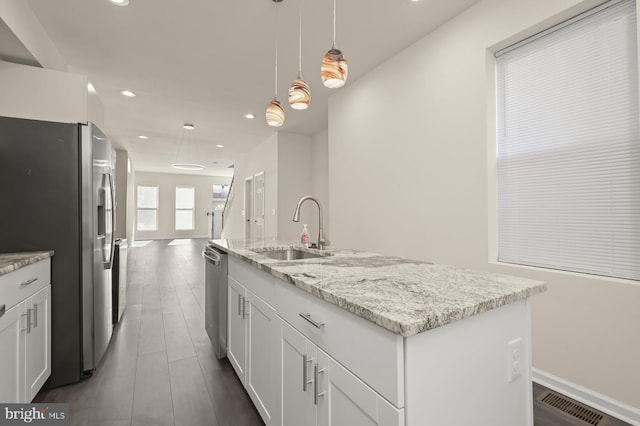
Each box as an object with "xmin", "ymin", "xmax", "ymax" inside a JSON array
[{"xmin": 0, "ymin": 251, "xmax": 55, "ymax": 276}]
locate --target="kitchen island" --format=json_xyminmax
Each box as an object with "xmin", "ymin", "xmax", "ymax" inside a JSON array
[{"xmin": 210, "ymin": 239, "xmax": 546, "ymax": 426}]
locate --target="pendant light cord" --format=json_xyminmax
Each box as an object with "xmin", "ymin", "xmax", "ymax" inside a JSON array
[
  {"xmin": 274, "ymin": 4, "xmax": 279, "ymax": 97},
  {"xmin": 298, "ymin": 1, "xmax": 302, "ymax": 75},
  {"xmin": 332, "ymin": 0, "xmax": 336, "ymax": 46}
]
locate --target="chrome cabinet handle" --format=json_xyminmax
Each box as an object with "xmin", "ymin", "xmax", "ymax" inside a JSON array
[
  {"xmin": 242, "ymin": 298, "xmax": 250, "ymax": 319},
  {"xmin": 203, "ymin": 252, "xmax": 220, "ymax": 265},
  {"xmin": 314, "ymin": 364, "xmax": 325, "ymax": 405},
  {"xmin": 33, "ymin": 303, "xmax": 38, "ymax": 328},
  {"xmin": 302, "ymin": 354, "xmax": 313, "ymax": 392},
  {"xmin": 237, "ymin": 294, "xmax": 243, "ymax": 316},
  {"xmin": 20, "ymin": 277, "xmax": 38, "ymax": 287},
  {"xmin": 21, "ymin": 310, "xmax": 32, "ymax": 334},
  {"xmin": 299, "ymin": 312, "xmax": 325, "ymax": 329}
]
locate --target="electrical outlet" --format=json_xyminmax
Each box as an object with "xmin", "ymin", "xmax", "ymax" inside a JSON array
[{"xmin": 507, "ymin": 337, "xmax": 522, "ymax": 382}]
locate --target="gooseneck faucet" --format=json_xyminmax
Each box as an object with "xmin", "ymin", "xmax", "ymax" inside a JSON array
[{"xmin": 292, "ymin": 196, "xmax": 326, "ymax": 250}]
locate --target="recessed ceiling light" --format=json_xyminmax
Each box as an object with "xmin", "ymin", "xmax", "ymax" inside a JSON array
[
  {"xmin": 121, "ymin": 90, "xmax": 136, "ymax": 97},
  {"xmin": 216, "ymin": 144, "xmax": 224, "ymax": 148},
  {"xmin": 171, "ymin": 163, "xmax": 205, "ymax": 171},
  {"xmin": 137, "ymin": 135, "xmax": 148, "ymax": 140},
  {"xmin": 244, "ymin": 113, "xmax": 255, "ymax": 119},
  {"xmin": 87, "ymin": 82, "xmax": 96, "ymax": 94},
  {"xmin": 183, "ymin": 123, "xmax": 195, "ymax": 130},
  {"xmin": 109, "ymin": 0, "xmax": 129, "ymax": 6}
]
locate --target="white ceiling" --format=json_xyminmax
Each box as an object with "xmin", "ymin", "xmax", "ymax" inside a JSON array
[{"xmin": 10, "ymin": 0, "xmax": 479, "ymax": 176}]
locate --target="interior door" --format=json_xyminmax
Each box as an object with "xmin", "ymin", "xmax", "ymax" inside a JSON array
[
  {"xmin": 253, "ymin": 172, "xmax": 265, "ymax": 241},
  {"xmin": 244, "ymin": 177, "xmax": 254, "ymax": 240}
]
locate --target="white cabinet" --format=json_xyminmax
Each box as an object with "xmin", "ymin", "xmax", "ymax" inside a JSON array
[
  {"xmin": 280, "ymin": 320, "xmax": 403, "ymax": 426},
  {"xmin": 0, "ymin": 302, "xmax": 25, "ymax": 403},
  {"xmin": 227, "ymin": 274, "xmax": 279, "ymax": 426},
  {"xmin": 25, "ymin": 285, "xmax": 51, "ymax": 401},
  {"xmin": 0, "ymin": 258, "xmax": 51, "ymax": 403}
]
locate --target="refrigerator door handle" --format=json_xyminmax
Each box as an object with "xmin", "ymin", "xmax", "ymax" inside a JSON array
[{"xmin": 104, "ymin": 173, "xmax": 116, "ymax": 269}]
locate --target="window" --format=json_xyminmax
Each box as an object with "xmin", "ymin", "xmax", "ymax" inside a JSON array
[
  {"xmin": 495, "ymin": 0, "xmax": 640, "ymax": 281},
  {"xmin": 213, "ymin": 183, "xmax": 229, "ymax": 200},
  {"xmin": 137, "ymin": 185, "xmax": 158, "ymax": 231},
  {"xmin": 175, "ymin": 186, "xmax": 195, "ymax": 230}
]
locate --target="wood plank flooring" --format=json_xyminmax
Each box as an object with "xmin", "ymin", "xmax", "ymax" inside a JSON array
[{"xmin": 34, "ymin": 238, "xmax": 631, "ymax": 426}]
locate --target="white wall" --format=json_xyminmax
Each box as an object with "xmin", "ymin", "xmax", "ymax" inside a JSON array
[
  {"xmin": 223, "ymin": 134, "xmax": 278, "ymax": 240},
  {"xmin": 134, "ymin": 171, "xmax": 231, "ymax": 240},
  {"xmin": 222, "ymin": 131, "xmax": 329, "ymax": 245},
  {"xmin": 329, "ymin": 0, "xmax": 640, "ymax": 413}
]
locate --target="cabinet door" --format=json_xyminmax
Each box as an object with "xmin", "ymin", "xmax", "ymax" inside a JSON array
[
  {"xmin": 0, "ymin": 302, "xmax": 26, "ymax": 402},
  {"xmin": 281, "ymin": 320, "xmax": 316, "ymax": 426},
  {"xmin": 227, "ymin": 278, "xmax": 247, "ymax": 383},
  {"xmin": 26, "ymin": 285, "xmax": 51, "ymax": 401},
  {"xmin": 246, "ymin": 291, "xmax": 279, "ymax": 426},
  {"xmin": 318, "ymin": 350, "xmax": 404, "ymax": 426}
]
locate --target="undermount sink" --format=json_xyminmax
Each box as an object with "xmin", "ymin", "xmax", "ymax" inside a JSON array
[{"xmin": 252, "ymin": 248, "xmax": 329, "ymax": 261}]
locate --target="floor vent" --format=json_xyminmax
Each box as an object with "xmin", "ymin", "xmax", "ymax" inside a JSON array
[{"xmin": 537, "ymin": 390, "xmax": 608, "ymax": 425}]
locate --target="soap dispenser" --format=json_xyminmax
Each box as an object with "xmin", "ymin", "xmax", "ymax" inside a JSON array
[{"xmin": 301, "ymin": 224, "xmax": 310, "ymax": 248}]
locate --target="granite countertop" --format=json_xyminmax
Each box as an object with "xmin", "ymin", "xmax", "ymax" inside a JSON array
[
  {"xmin": 210, "ymin": 239, "xmax": 546, "ymax": 337},
  {"xmin": 0, "ymin": 251, "xmax": 54, "ymax": 276}
]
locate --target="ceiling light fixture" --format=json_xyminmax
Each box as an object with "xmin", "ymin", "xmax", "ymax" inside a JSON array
[
  {"xmin": 137, "ymin": 135, "xmax": 148, "ymax": 140},
  {"xmin": 288, "ymin": 0, "xmax": 311, "ymax": 110},
  {"xmin": 266, "ymin": 0, "xmax": 285, "ymax": 128},
  {"xmin": 120, "ymin": 89, "xmax": 136, "ymax": 97},
  {"xmin": 171, "ymin": 124, "xmax": 205, "ymax": 172},
  {"xmin": 244, "ymin": 113, "xmax": 255, "ymax": 119},
  {"xmin": 171, "ymin": 163, "xmax": 205, "ymax": 171},
  {"xmin": 109, "ymin": 0, "xmax": 129, "ymax": 5},
  {"xmin": 321, "ymin": 0, "xmax": 348, "ymax": 88},
  {"xmin": 216, "ymin": 144, "xmax": 224, "ymax": 148}
]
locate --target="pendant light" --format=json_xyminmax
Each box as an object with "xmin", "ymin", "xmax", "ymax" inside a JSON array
[
  {"xmin": 266, "ymin": 0, "xmax": 285, "ymax": 127},
  {"xmin": 321, "ymin": 0, "xmax": 348, "ymax": 88},
  {"xmin": 288, "ymin": 0, "xmax": 311, "ymax": 110}
]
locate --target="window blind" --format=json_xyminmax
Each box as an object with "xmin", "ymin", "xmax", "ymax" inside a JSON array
[{"xmin": 495, "ymin": 0, "xmax": 640, "ymax": 281}]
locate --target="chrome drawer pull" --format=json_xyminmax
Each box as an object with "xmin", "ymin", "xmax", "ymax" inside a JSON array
[
  {"xmin": 299, "ymin": 312, "xmax": 324, "ymax": 329},
  {"xmin": 33, "ymin": 304, "xmax": 38, "ymax": 328},
  {"xmin": 314, "ymin": 364, "xmax": 325, "ymax": 405},
  {"xmin": 21, "ymin": 311, "xmax": 32, "ymax": 334},
  {"xmin": 20, "ymin": 277, "xmax": 38, "ymax": 287},
  {"xmin": 238, "ymin": 295, "xmax": 243, "ymax": 316}
]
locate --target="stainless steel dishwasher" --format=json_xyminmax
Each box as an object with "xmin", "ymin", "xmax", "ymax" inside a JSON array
[{"xmin": 203, "ymin": 242, "xmax": 228, "ymax": 359}]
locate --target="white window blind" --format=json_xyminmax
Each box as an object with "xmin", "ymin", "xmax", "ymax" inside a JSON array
[{"xmin": 496, "ymin": 0, "xmax": 640, "ymax": 281}]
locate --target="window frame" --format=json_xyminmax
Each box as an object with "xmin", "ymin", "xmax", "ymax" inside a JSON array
[
  {"xmin": 175, "ymin": 185, "xmax": 195, "ymax": 231},
  {"xmin": 136, "ymin": 185, "xmax": 159, "ymax": 232}
]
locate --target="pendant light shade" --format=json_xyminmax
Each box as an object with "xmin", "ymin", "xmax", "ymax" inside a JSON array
[
  {"xmin": 321, "ymin": 47, "xmax": 348, "ymax": 88},
  {"xmin": 289, "ymin": 1, "xmax": 311, "ymax": 110},
  {"xmin": 289, "ymin": 76, "xmax": 311, "ymax": 110},
  {"xmin": 266, "ymin": 98, "xmax": 285, "ymax": 127},
  {"xmin": 322, "ymin": 0, "xmax": 347, "ymax": 89},
  {"xmin": 266, "ymin": 0, "xmax": 285, "ymax": 127}
]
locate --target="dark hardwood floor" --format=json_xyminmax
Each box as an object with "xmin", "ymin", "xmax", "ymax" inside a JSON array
[{"xmin": 35, "ymin": 238, "xmax": 631, "ymax": 426}]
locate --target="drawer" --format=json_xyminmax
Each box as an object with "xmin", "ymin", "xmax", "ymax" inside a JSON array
[
  {"xmin": 276, "ymin": 280, "xmax": 405, "ymax": 408},
  {"xmin": 0, "ymin": 259, "xmax": 50, "ymax": 311},
  {"xmin": 228, "ymin": 256, "xmax": 277, "ymax": 307}
]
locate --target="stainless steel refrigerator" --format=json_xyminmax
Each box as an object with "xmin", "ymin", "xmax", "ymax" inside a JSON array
[{"xmin": 0, "ymin": 115, "xmax": 116, "ymax": 387}]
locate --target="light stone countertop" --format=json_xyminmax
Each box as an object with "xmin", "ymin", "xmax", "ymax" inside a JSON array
[
  {"xmin": 0, "ymin": 251, "xmax": 54, "ymax": 276},
  {"xmin": 210, "ymin": 239, "xmax": 546, "ymax": 337}
]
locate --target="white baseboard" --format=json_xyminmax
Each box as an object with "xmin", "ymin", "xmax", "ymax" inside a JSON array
[{"xmin": 532, "ymin": 368, "xmax": 640, "ymax": 426}]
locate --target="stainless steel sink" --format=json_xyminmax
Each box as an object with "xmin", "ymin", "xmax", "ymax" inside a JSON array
[{"xmin": 252, "ymin": 248, "xmax": 329, "ymax": 261}]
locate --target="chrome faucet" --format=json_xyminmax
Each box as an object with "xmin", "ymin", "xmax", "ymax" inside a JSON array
[{"xmin": 292, "ymin": 196, "xmax": 326, "ymax": 250}]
